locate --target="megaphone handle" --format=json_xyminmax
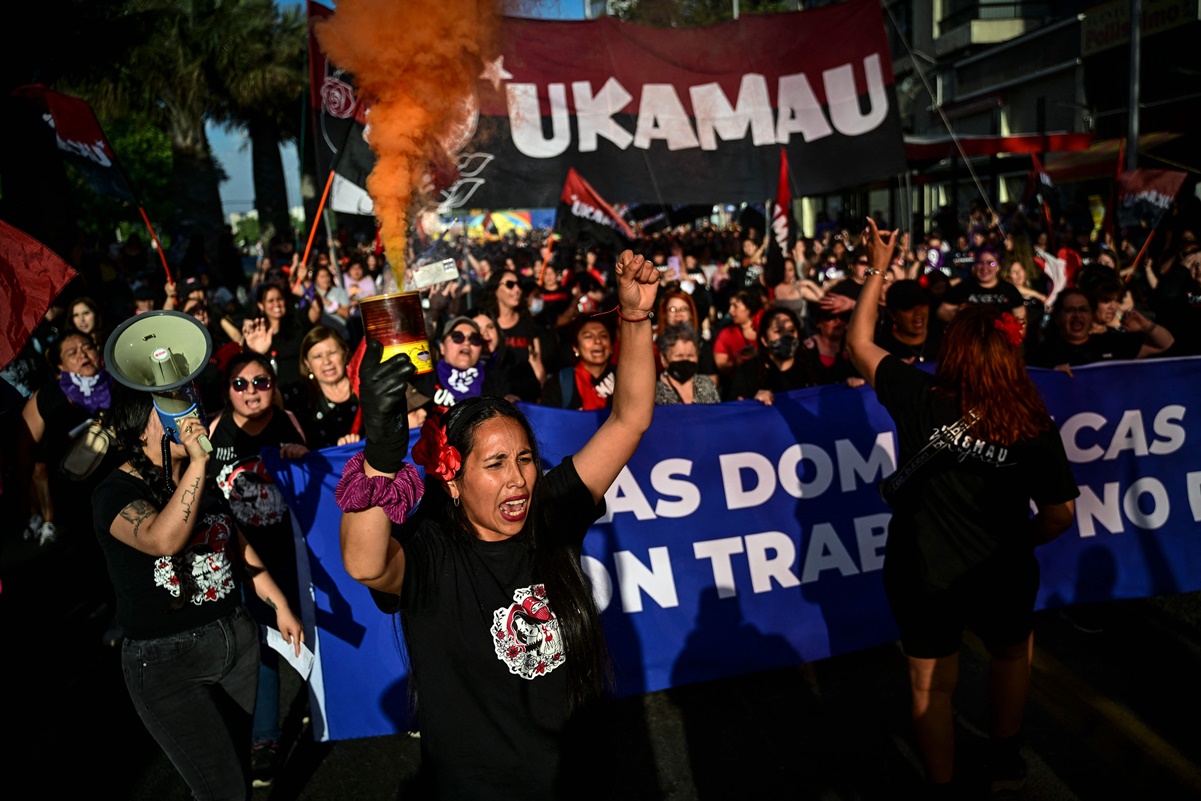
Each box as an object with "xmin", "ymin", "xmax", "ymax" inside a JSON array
[{"xmin": 198, "ymin": 433, "xmax": 214, "ymax": 454}]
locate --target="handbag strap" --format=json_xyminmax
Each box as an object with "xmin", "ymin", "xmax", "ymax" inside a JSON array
[{"xmin": 883, "ymin": 407, "xmax": 981, "ymax": 497}]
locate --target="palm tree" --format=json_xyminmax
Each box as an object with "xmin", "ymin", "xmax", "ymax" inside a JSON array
[
  {"xmin": 214, "ymin": 2, "xmax": 306, "ymax": 246},
  {"xmin": 72, "ymin": 0, "xmax": 289, "ymax": 251}
]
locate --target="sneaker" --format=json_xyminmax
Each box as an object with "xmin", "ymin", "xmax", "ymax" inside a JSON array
[
  {"xmin": 24, "ymin": 514, "xmax": 44, "ymax": 541},
  {"xmin": 37, "ymin": 522, "xmax": 58, "ymax": 546},
  {"xmin": 251, "ymin": 741, "xmax": 279, "ymax": 788}
]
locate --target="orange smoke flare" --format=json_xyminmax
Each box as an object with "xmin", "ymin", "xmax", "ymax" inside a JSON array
[{"xmin": 316, "ymin": 0, "xmax": 500, "ymax": 283}]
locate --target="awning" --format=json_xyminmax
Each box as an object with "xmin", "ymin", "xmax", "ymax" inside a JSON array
[
  {"xmin": 904, "ymin": 132, "xmax": 1093, "ymax": 162},
  {"xmin": 1044, "ymin": 132, "xmax": 1181, "ymax": 183}
]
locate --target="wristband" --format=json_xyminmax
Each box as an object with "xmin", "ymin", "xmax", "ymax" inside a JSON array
[
  {"xmin": 617, "ymin": 307, "xmax": 654, "ymax": 323},
  {"xmin": 335, "ymin": 452, "xmax": 424, "ymax": 524}
]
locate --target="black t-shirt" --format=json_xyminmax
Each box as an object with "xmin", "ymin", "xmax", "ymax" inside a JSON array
[
  {"xmin": 93, "ymin": 469, "xmax": 241, "ymax": 640},
  {"xmin": 34, "ymin": 379, "xmax": 94, "ymax": 465},
  {"xmin": 728, "ymin": 350, "xmax": 821, "ymax": 399},
  {"xmin": 283, "ymin": 382, "xmax": 359, "ymax": 450},
  {"xmin": 379, "ymin": 457, "xmax": 605, "ymax": 799},
  {"xmin": 943, "ymin": 278, "xmax": 1023, "ymax": 313},
  {"xmin": 264, "ymin": 310, "xmax": 314, "ymax": 387},
  {"xmin": 875, "ymin": 356, "xmax": 1078, "ymax": 593},
  {"xmin": 1026, "ymin": 330, "xmax": 1143, "ymax": 368},
  {"xmin": 208, "ymin": 410, "xmax": 303, "ymax": 603},
  {"xmin": 499, "ymin": 315, "xmax": 537, "ymax": 363}
]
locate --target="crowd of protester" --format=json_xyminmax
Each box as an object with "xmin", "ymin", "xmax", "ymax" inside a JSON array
[
  {"xmin": 2, "ymin": 184, "xmax": 1199, "ymax": 793},
  {"xmin": 7, "ymin": 192, "xmax": 1201, "ymax": 547}
]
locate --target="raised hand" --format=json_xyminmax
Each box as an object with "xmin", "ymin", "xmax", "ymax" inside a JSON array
[
  {"xmin": 864, "ymin": 218, "xmax": 899, "ymax": 271},
  {"xmin": 614, "ymin": 250, "xmax": 659, "ymax": 316},
  {"xmin": 358, "ymin": 339, "xmax": 415, "ymax": 474},
  {"xmin": 241, "ymin": 318, "xmax": 273, "ymax": 354}
]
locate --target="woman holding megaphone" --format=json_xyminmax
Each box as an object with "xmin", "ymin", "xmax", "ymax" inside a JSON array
[
  {"xmin": 93, "ymin": 385, "xmax": 304, "ymax": 801},
  {"xmin": 339, "ymin": 249, "xmax": 660, "ymax": 798}
]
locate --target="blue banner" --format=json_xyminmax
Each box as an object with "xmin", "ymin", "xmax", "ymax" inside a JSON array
[{"xmin": 265, "ymin": 357, "xmax": 1201, "ymax": 741}]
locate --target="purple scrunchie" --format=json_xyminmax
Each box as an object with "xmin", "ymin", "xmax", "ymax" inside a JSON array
[{"xmin": 334, "ymin": 452, "xmax": 424, "ymax": 524}]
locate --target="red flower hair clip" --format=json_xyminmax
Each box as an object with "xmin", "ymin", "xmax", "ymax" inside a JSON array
[
  {"xmin": 411, "ymin": 418, "xmax": 461, "ymax": 482},
  {"xmin": 994, "ymin": 312, "xmax": 1025, "ymax": 348}
]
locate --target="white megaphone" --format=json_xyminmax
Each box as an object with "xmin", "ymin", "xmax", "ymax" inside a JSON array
[{"xmin": 105, "ymin": 310, "xmax": 214, "ymax": 453}]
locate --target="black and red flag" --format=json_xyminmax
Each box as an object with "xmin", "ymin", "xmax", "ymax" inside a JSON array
[
  {"xmin": 308, "ymin": 0, "xmax": 376, "ymax": 215},
  {"xmin": 12, "ymin": 84, "xmax": 137, "ymax": 204},
  {"xmin": 1116, "ymin": 169, "xmax": 1187, "ymax": 232},
  {"xmin": 554, "ymin": 168, "xmax": 635, "ymax": 254},
  {"xmin": 766, "ymin": 147, "xmax": 793, "ymax": 274}
]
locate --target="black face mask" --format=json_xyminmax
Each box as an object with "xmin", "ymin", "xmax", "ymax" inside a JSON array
[
  {"xmin": 666, "ymin": 360, "xmax": 698, "ymax": 383},
  {"xmin": 765, "ymin": 335, "xmax": 799, "ymax": 360}
]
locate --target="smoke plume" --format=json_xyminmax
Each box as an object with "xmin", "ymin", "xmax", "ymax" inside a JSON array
[{"xmin": 316, "ymin": 0, "xmax": 500, "ymax": 278}]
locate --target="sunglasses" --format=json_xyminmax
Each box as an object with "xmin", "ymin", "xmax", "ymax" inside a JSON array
[
  {"xmin": 448, "ymin": 330, "xmax": 484, "ymax": 346},
  {"xmin": 500, "ymin": 279, "xmax": 519, "ymax": 290},
  {"xmin": 231, "ymin": 376, "xmax": 274, "ymax": 393}
]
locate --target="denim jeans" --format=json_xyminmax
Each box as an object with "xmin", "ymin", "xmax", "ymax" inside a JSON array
[{"xmin": 121, "ymin": 605, "xmax": 260, "ymax": 801}]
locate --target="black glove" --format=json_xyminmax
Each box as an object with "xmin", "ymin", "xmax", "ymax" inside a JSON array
[{"xmin": 359, "ymin": 339, "xmax": 416, "ymax": 473}]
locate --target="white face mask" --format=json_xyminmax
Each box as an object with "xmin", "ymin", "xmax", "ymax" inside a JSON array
[
  {"xmin": 679, "ymin": 280, "xmax": 697, "ymax": 295},
  {"xmin": 528, "ymin": 298, "xmax": 544, "ymax": 315}
]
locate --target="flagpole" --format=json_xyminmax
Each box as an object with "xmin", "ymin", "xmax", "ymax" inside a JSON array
[
  {"xmin": 296, "ymin": 169, "xmax": 336, "ymax": 289},
  {"xmin": 137, "ymin": 206, "xmax": 174, "ymax": 285},
  {"xmin": 296, "ymin": 94, "xmax": 362, "ymax": 289},
  {"xmin": 1126, "ymin": 229, "xmax": 1154, "ymax": 282}
]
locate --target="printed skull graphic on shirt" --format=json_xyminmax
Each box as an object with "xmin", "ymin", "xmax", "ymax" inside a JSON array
[
  {"xmin": 492, "ymin": 584, "xmax": 565, "ymax": 679},
  {"xmin": 215, "ymin": 457, "xmax": 288, "ymax": 528},
  {"xmin": 152, "ymin": 512, "xmax": 235, "ymax": 605}
]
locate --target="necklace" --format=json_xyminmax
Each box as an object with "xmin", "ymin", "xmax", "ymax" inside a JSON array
[{"xmin": 899, "ymin": 337, "xmax": 928, "ymax": 363}]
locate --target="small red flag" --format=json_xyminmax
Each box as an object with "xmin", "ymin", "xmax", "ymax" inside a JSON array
[
  {"xmin": 0, "ymin": 219, "xmax": 78, "ymax": 370},
  {"xmin": 770, "ymin": 147, "xmax": 792, "ymax": 256}
]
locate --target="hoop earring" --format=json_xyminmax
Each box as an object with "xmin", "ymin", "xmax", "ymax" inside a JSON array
[{"xmin": 453, "ymin": 496, "xmax": 460, "ymax": 507}]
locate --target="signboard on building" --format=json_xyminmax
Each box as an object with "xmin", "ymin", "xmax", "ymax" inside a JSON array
[{"xmin": 1082, "ymin": 0, "xmax": 1200, "ymax": 56}]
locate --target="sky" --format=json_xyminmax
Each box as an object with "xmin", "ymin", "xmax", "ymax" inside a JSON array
[{"xmin": 212, "ymin": 0, "xmax": 590, "ymax": 219}]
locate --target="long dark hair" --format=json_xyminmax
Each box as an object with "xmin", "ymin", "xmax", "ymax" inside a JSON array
[
  {"xmin": 108, "ymin": 384, "xmax": 175, "ymax": 506},
  {"xmin": 405, "ymin": 396, "xmax": 611, "ymax": 709},
  {"xmin": 482, "ymin": 270, "xmax": 531, "ymax": 323}
]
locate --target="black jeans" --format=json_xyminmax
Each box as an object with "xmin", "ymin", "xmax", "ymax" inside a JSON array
[{"xmin": 121, "ymin": 605, "xmax": 260, "ymax": 801}]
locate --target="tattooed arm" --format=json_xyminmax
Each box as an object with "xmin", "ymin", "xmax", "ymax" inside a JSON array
[
  {"xmin": 109, "ymin": 417, "xmax": 211, "ymax": 556},
  {"xmin": 238, "ymin": 532, "xmax": 305, "ymax": 656}
]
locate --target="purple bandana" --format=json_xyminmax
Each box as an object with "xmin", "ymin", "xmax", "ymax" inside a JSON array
[
  {"xmin": 436, "ymin": 359, "xmax": 484, "ymax": 402},
  {"xmin": 59, "ymin": 370, "xmax": 113, "ymax": 415}
]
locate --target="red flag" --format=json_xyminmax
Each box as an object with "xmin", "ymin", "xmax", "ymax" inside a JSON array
[
  {"xmin": 770, "ymin": 147, "xmax": 792, "ymax": 257},
  {"xmin": 0, "ymin": 219, "xmax": 78, "ymax": 369}
]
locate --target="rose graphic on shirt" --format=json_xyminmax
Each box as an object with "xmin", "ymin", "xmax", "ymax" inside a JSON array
[{"xmin": 491, "ymin": 584, "xmax": 565, "ymax": 680}]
